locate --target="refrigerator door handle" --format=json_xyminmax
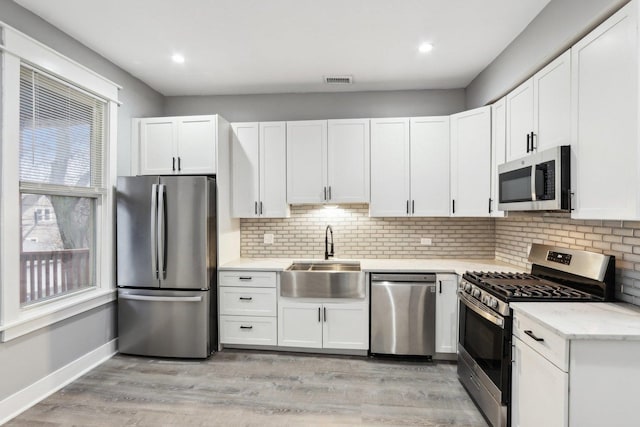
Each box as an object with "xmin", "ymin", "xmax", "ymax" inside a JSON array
[
  {"xmin": 119, "ymin": 294, "xmax": 203, "ymax": 303},
  {"xmin": 158, "ymin": 184, "xmax": 167, "ymax": 279},
  {"xmin": 150, "ymin": 184, "xmax": 159, "ymax": 279}
]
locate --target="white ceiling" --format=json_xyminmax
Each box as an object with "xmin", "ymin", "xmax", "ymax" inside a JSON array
[{"xmin": 15, "ymin": 0, "xmax": 551, "ymax": 96}]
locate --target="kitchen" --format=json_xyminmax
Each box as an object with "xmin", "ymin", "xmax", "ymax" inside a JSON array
[{"xmin": 2, "ymin": 0, "xmax": 640, "ymax": 426}]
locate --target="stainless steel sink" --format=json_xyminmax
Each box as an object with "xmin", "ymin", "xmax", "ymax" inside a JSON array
[{"xmin": 281, "ymin": 261, "xmax": 365, "ymax": 298}]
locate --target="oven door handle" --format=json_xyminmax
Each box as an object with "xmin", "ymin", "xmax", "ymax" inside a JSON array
[{"xmin": 459, "ymin": 292, "xmax": 505, "ymax": 329}]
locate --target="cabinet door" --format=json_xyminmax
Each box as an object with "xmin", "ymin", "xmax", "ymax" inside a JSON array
[
  {"xmin": 278, "ymin": 300, "xmax": 322, "ymax": 348},
  {"xmin": 327, "ymin": 119, "xmax": 370, "ymax": 203},
  {"xmin": 231, "ymin": 123, "xmax": 260, "ymax": 218},
  {"xmin": 322, "ymin": 302, "xmax": 368, "ymax": 350},
  {"xmin": 571, "ymin": 2, "xmax": 638, "ymax": 220},
  {"xmin": 410, "ymin": 117, "xmax": 450, "ymax": 216},
  {"xmin": 435, "ymin": 274, "xmax": 458, "ymax": 354},
  {"xmin": 370, "ymin": 118, "xmax": 411, "ymax": 217},
  {"xmin": 139, "ymin": 117, "xmax": 177, "ymax": 175},
  {"xmin": 491, "ymin": 98, "xmax": 506, "ymax": 217},
  {"xmin": 177, "ymin": 116, "xmax": 217, "ymax": 174},
  {"xmin": 512, "ymin": 336, "xmax": 568, "ymax": 427},
  {"xmin": 286, "ymin": 120, "xmax": 327, "ymax": 204},
  {"xmin": 534, "ymin": 50, "xmax": 571, "ymax": 152},
  {"xmin": 450, "ymin": 107, "xmax": 492, "ymax": 217},
  {"xmin": 506, "ymin": 78, "xmax": 534, "ymax": 161},
  {"xmin": 260, "ymin": 122, "xmax": 289, "ymax": 217}
]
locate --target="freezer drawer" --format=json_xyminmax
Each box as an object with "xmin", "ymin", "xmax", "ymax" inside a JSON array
[{"xmin": 118, "ymin": 289, "xmax": 211, "ymax": 358}]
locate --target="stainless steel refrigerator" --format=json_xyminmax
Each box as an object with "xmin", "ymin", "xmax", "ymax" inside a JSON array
[{"xmin": 116, "ymin": 175, "xmax": 217, "ymax": 358}]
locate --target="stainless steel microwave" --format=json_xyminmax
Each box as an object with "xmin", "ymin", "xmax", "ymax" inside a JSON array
[{"xmin": 498, "ymin": 145, "xmax": 571, "ymax": 211}]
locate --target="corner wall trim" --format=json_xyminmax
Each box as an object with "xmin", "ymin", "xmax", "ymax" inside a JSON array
[{"xmin": 0, "ymin": 339, "xmax": 117, "ymax": 424}]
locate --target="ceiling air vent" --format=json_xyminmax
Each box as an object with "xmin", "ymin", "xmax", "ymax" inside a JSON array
[{"xmin": 324, "ymin": 75, "xmax": 353, "ymax": 84}]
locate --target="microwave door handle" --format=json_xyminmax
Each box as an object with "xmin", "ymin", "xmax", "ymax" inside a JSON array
[{"xmin": 531, "ymin": 166, "xmax": 537, "ymax": 201}]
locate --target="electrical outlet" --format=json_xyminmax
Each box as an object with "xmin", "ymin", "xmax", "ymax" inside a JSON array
[
  {"xmin": 420, "ymin": 238, "xmax": 432, "ymax": 246},
  {"xmin": 264, "ymin": 233, "xmax": 274, "ymax": 245}
]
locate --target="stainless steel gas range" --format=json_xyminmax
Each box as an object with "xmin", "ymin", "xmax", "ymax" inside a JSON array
[{"xmin": 457, "ymin": 244, "xmax": 616, "ymax": 427}]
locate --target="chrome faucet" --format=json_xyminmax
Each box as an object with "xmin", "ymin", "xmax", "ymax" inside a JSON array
[{"xmin": 324, "ymin": 225, "xmax": 334, "ymax": 260}]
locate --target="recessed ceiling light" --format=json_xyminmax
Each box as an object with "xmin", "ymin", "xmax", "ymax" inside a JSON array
[
  {"xmin": 171, "ymin": 54, "xmax": 185, "ymax": 64},
  {"xmin": 418, "ymin": 43, "xmax": 433, "ymax": 53}
]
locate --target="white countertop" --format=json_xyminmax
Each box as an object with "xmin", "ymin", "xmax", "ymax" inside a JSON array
[
  {"xmin": 511, "ymin": 302, "xmax": 640, "ymax": 340},
  {"xmin": 220, "ymin": 257, "xmax": 523, "ymax": 275}
]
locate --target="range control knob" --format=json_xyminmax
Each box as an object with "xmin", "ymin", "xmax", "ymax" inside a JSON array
[
  {"xmin": 481, "ymin": 295, "xmax": 489, "ymax": 305},
  {"xmin": 489, "ymin": 298, "xmax": 499, "ymax": 309},
  {"xmin": 464, "ymin": 283, "xmax": 473, "ymax": 293},
  {"xmin": 472, "ymin": 289, "xmax": 481, "ymax": 298}
]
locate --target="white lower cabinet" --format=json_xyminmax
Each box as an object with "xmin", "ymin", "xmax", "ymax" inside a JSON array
[
  {"xmin": 219, "ymin": 269, "xmax": 278, "ymax": 347},
  {"xmin": 278, "ymin": 299, "xmax": 368, "ymax": 350},
  {"xmin": 435, "ymin": 274, "xmax": 458, "ymax": 354}
]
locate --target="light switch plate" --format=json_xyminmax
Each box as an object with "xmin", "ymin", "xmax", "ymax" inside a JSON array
[
  {"xmin": 264, "ymin": 233, "xmax": 274, "ymax": 245},
  {"xmin": 420, "ymin": 238, "xmax": 432, "ymax": 246}
]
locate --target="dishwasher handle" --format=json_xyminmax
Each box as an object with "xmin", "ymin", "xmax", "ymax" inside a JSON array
[{"xmin": 371, "ymin": 273, "xmax": 437, "ymax": 283}]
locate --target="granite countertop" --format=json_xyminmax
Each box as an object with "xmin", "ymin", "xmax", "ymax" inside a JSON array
[
  {"xmin": 511, "ymin": 302, "xmax": 640, "ymax": 340},
  {"xmin": 220, "ymin": 257, "xmax": 523, "ymax": 276}
]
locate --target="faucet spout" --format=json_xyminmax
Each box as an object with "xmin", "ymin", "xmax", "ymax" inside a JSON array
[{"xmin": 324, "ymin": 225, "xmax": 334, "ymax": 260}]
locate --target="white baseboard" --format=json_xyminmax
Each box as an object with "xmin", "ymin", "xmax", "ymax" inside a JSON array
[{"xmin": 0, "ymin": 339, "xmax": 117, "ymax": 425}]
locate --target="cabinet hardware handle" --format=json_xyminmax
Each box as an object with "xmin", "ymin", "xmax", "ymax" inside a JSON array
[
  {"xmin": 324, "ymin": 307, "xmax": 327, "ymax": 322},
  {"xmin": 328, "ymin": 186, "xmax": 332, "ymax": 200},
  {"xmin": 524, "ymin": 330, "xmax": 544, "ymax": 342},
  {"xmin": 452, "ymin": 199, "xmax": 456, "ymax": 214},
  {"xmin": 239, "ymin": 276, "xmax": 252, "ymax": 280},
  {"xmin": 240, "ymin": 325, "xmax": 253, "ymax": 330},
  {"xmin": 526, "ymin": 133, "xmax": 531, "ymax": 153},
  {"xmin": 239, "ymin": 297, "xmax": 253, "ymax": 301},
  {"xmin": 172, "ymin": 157, "xmax": 176, "ymax": 171},
  {"xmin": 439, "ymin": 280, "xmax": 442, "ymax": 294},
  {"xmin": 178, "ymin": 157, "xmax": 181, "ymax": 171},
  {"xmin": 412, "ymin": 200, "xmax": 415, "ymax": 214},
  {"xmin": 530, "ymin": 132, "xmax": 536, "ymax": 151},
  {"xmin": 570, "ymin": 191, "xmax": 575, "ymax": 212},
  {"xmin": 260, "ymin": 201, "xmax": 263, "ymax": 215},
  {"xmin": 255, "ymin": 201, "xmax": 258, "ymax": 215},
  {"xmin": 406, "ymin": 200, "xmax": 409, "ymax": 214},
  {"xmin": 318, "ymin": 307, "xmax": 321, "ymax": 322},
  {"xmin": 489, "ymin": 198, "xmax": 492, "ymax": 214},
  {"xmin": 324, "ymin": 186, "xmax": 327, "ymax": 201}
]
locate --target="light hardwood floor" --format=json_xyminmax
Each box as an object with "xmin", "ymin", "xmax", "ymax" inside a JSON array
[{"xmin": 8, "ymin": 350, "xmax": 488, "ymax": 426}]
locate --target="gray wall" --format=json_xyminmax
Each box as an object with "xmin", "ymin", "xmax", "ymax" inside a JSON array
[
  {"xmin": 164, "ymin": 89, "xmax": 466, "ymax": 122},
  {"xmin": 0, "ymin": 0, "xmax": 163, "ymax": 407},
  {"xmin": 466, "ymin": 0, "xmax": 629, "ymax": 108}
]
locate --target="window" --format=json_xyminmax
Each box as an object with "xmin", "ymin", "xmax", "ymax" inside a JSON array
[{"xmin": 18, "ymin": 65, "xmax": 106, "ymax": 305}]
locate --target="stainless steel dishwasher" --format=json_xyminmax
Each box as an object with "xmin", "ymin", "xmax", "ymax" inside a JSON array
[{"xmin": 370, "ymin": 273, "xmax": 437, "ymax": 356}]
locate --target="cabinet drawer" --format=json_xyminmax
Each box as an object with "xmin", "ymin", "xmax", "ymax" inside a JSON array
[
  {"xmin": 219, "ymin": 270, "xmax": 277, "ymax": 287},
  {"xmin": 220, "ymin": 316, "xmax": 277, "ymax": 346},
  {"xmin": 220, "ymin": 287, "xmax": 276, "ymax": 316},
  {"xmin": 513, "ymin": 312, "xmax": 568, "ymax": 371}
]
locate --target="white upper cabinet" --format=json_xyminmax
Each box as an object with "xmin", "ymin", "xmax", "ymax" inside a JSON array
[
  {"xmin": 139, "ymin": 115, "xmax": 218, "ymax": 175},
  {"xmin": 259, "ymin": 122, "xmax": 289, "ymax": 217},
  {"xmin": 370, "ymin": 117, "xmax": 450, "ymax": 217},
  {"xmin": 571, "ymin": 0, "xmax": 639, "ymax": 219},
  {"xmin": 491, "ymin": 98, "xmax": 506, "ymax": 217},
  {"xmin": 287, "ymin": 119, "xmax": 370, "ymax": 204},
  {"xmin": 410, "ymin": 117, "xmax": 451, "ymax": 216},
  {"xmin": 231, "ymin": 123, "xmax": 260, "ymax": 217},
  {"xmin": 232, "ymin": 122, "xmax": 288, "ymax": 218},
  {"xmin": 286, "ymin": 120, "xmax": 327, "ymax": 204},
  {"xmin": 450, "ymin": 106, "xmax": 492, "ymax": 217},
  {"xmin": 327, "ymin": 119, "xmax": 370, "ymax": 203},
  {"xmin": 506, "ymin": 50, "xmax": 571, "ymax": 161},
  {"xmin": 370, "ymin": 118, "xmax": 411, "ymax": 217}
]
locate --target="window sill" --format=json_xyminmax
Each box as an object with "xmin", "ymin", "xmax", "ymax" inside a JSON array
[{"xmin": 0, "ymin": 288, "xmax": 116, "ymax": 342}]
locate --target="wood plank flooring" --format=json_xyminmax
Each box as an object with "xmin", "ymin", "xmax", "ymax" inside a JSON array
[{"xmin": 7, "ymin": 350, "xmax": 488, "ymax": 426}]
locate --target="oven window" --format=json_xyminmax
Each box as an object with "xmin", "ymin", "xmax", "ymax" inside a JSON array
[
  {"xmin": 460, "ymin": 303, "xmax": 505, "ymax": 388},
  {"xmin": 500, "ymin": 166, "xmax": 532, "ymax": 203}
]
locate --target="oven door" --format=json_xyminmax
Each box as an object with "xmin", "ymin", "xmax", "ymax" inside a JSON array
[{"xmin": 458, "ymin": 292, "xmax": 510, "ymax": 427}]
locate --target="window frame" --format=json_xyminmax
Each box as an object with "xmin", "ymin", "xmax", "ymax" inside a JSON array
[{"xmin": 0, "ymin": 24, "xmax": 120, "ymax": 341}]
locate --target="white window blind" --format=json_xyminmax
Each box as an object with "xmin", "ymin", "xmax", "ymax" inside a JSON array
[{"xmin": 19, "ymin": 65, "xmax": 106, "ymax": 190}]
